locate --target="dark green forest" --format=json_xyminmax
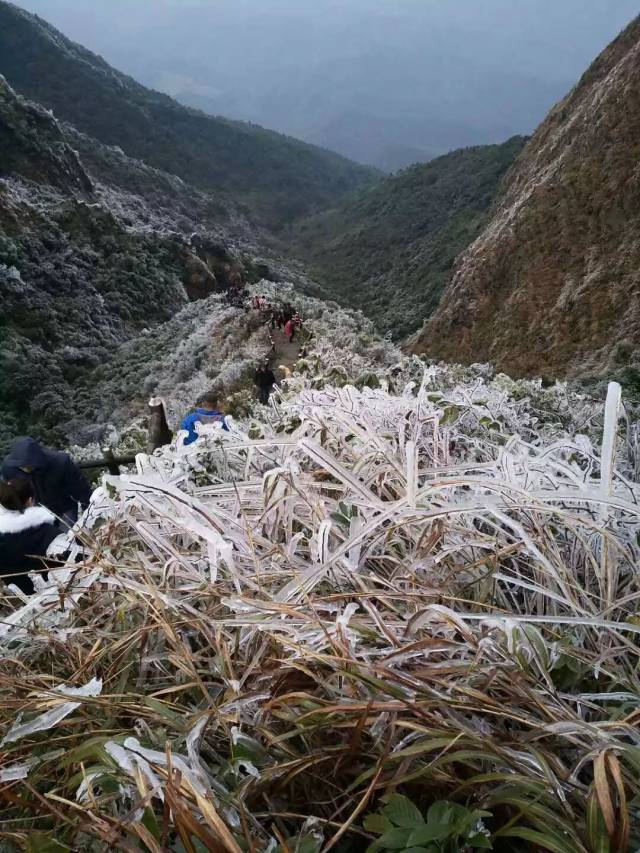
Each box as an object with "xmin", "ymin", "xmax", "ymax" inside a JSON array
[{"xmin": 289, "ymin": 137, "xmax": 526, "ymax": 338}]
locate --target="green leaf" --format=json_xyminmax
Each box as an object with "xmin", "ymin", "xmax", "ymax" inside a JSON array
[
  {"xmin": 376, "ymin": 827, "xmax": 415, "ymax": 849},
  {"xmin": 497, "ymin": 827, "xmax": 576, "ymax": 853},
  {"xmin": 173, "ymin": 840, "xmax": 210, "ymax": 853},
  {"xmin": 586, "ymin": 793, "xmax": 612, "ymax": 853},
  {"xmin": 60, "ymin": 734, "xmax": 111, "ymax": 766},
  {"xmin": 231, "ymin": 731, "xmax": 268, "ymax": 765},
  {"xmin": 383, "ymin": 794, "xmax": 425, "ymax": 828},
  {"xmin": 364, "ymin": 813, "xmax": 394, "ymax": 835},
  {"xmin": 407, "ymin": 825, "xmax": 449, "ymax": 845},
  {"xmin": 294, "ymin": 835, "xmax": 322, "ymax": 853},
  {"xmin": 426, "ymin": 801, "xmax": 455, "ymax": 829},
  {"xmin": 440, "ymin": 406, "xmax": 459, "ymax": 425},
  {"xmin": 449, "ymin": 803, "xmax": 478, "ymax": 835},
  {"xmin": 142, "ymin": 806, "xmax": 161, "ymax": 842},
  {"xmin": 141, "ymin": 696, "xmax": 187, "ymax": 727},
  {"xmin": 468, "ymin": 833, "xmax": 493, "ymax": 850}
]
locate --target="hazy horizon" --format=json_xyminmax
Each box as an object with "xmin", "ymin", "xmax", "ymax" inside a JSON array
[{"xmin": 14, "ymin": 0, "xmax": 639, "ymax": 169}]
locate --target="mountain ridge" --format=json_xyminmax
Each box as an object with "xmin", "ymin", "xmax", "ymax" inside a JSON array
[
  {"xmin": 411, "ymin": 14, "xmax": 640, "ymax": 380},
  {"xmin": 289, "ymin": 137, "xmax": 525, "ymax": 338},
  {"xmin": 0, "ymin": 75, "xmax": 278, "ymax": 452},
  {"xmin": 0, "ymin": 0, "xmax": 377, "ymax": 228}
]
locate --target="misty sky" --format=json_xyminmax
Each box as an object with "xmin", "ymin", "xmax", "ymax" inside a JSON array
[{"xmin": 15, "ymin": 0, "xmax": 640, "ymax": 169}]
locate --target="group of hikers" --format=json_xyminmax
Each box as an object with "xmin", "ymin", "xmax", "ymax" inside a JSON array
[
  {"xmin": 223, "ymin": 281, "xmax": 249, "ymax": 310},
  {"xmin": 252, "ymin": 295, "xmax": 303, "ymax": 343},
  {"xmin": 0, "ymin": 290, "xmax": 306, "ymax": 597}
]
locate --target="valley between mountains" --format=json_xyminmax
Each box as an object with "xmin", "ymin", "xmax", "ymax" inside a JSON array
[
  {"xmin": 1, "ymin": 3, "xmax": 640, "ymax": 850},
  {"xmin": 3, "ymin": 3, "xmax": 640, "ymax": 453}
]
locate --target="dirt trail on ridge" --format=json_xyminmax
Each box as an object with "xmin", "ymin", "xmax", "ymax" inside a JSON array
[{"xmin": 270, "ymin": 328, "xmax": 300, "ymax": 373}]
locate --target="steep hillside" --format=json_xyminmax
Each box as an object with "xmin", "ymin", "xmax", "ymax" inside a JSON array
[
  {"xmin": 0, "ymin": 77, "xmax": 262, "ymax": 452},
  {"xmin": 66, "ymin": 281, "xmax": 392, "ymax": 453},
  {"xmin": 0, "ymin": 75, "xmax": 91, "ymax": 194},
  {"xmin": 0, "ymin": 0, "xmax": 376, "ymax": 228},
  {"xmin": 289, "ymin": 138, "xmax": 525, "ymax": 337},
  {"xmin": 413, "ymin": 17, "xmax": 640, "ymax": 379}
]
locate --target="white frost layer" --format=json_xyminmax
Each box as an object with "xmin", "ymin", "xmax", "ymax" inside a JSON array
[{"xmin": 1, "ymin": 678, "xmax": 103, "ymax": 745}]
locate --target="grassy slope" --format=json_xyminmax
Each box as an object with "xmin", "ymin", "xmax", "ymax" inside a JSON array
[
  {"xmin": 0, "ymin": 1, "xmax": 377, "ymax": 228},
  {"xmin": 289, "ymin": 137, "xmax": 525, "ymax": 337}
]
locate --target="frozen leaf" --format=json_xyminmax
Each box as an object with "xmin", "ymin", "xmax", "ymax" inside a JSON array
[{"xmin": 1, "ymin": 678, "xmax": 102, "ymax": 745}]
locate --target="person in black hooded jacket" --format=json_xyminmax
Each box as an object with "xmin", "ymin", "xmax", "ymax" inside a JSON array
[
  {"xmin": 0, "ymin": 479, "xmax": 61, "ymax": 595},
  {"xmin": 254, "ymin": 363, "xmax": 276, "ymax": 405},
  {"xmin": 1, "ymin": 438, "xmax": 91, "ymax": 524}
]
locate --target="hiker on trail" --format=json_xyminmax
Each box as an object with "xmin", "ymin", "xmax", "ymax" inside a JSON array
[
  {"xmin": 284, "ymin": 317, "xmax": 296, "ymax": 343},
  {"xmin": 1, "ymin": 437, "xmax": 91, "ymax": 525},
  {"xmin": 180, "ymin": 392, "xmax": 229, "ymax": 446},
  {"xmin": 229, "ymin": 270, "xmax": 242, "ymax": 291},
  {"xmin": 282, "ymin": 304, "xmax": 294, "ymax": 324},
  {"xmin": 0, "ymin": 478, "xmax": 62, "ymax": 595},
  {"xmin": 253, "ymin": 295, "xmax": 261, "ymax": 310},
  {"xmin": 254, "ymin": 363, "xmax": 277, "ymax": 405}
]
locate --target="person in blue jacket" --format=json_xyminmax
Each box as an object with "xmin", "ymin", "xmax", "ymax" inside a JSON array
[
  {"xmin": 1, "ymin": 437, "xmax": 91, "ymax": 525},
  {"xmin": 0, "ymin": 478, "xmax": 62, "ymax": 594},
  {"xmin": 180, "ymin": 391, "xmax": 229, "ymax": 446}
]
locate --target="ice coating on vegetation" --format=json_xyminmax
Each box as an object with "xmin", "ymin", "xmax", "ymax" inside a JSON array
[{"xmin": 0, "ymin": 288, "xmax": 638, "ymax": 850}]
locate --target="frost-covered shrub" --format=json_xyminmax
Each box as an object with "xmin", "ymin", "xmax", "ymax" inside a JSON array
[
  {"xmin": 224, "ymin": 388, "xmax": 256, "ymax": 419},
  {"xmin": 2, "ymin": 359, "xmax": 637, "ymax": 850}
]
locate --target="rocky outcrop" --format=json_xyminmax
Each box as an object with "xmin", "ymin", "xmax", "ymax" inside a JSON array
[
  {"xmin": 180, "ymin": 250, "xmax": 220, "ymax": 301},
  {"xmin": 412, "ymin": 17, "xmax": 640, "ymax": 379}
]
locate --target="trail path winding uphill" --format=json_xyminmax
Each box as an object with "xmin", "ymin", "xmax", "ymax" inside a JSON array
[{"xmin": 271, "ymin": 328, "xmax": 300, "ymax": 373}]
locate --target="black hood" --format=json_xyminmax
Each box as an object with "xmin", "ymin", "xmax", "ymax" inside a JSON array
[{"xmin": 2, "ymin": 437, "xmax": 49, "ymax": 472}]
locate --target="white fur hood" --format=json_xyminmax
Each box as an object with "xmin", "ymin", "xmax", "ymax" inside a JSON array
[{"xmin": 0, "ymin": 505, "xmax": 56, "ymax": 535}]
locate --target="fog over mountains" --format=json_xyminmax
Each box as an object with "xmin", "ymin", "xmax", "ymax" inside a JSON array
[{"xmin": 15, "ymin": 0, "xmax": 638, "ymax": 170}]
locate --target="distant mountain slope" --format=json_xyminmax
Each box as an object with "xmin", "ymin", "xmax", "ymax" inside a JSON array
[
  {"xmin": 289, "ymin": 138, "xmax": 525, "ymax": 337},
  {"xmin": 412, "ymin": 16, "xmax": 640, "ymax": 379},
  {"xmin": 0, "ymin": 77, "xmax": 259, "ymax": 452},
  {"xmin": 44, "ymin": 0, "xmax": 635, "ymax": 171},
  {"xmin": 0, "ymin": 1, "xmax": 376, "ymax": 228}
]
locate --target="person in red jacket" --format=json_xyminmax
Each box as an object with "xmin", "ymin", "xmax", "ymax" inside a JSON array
[{"xmin": 284, "ymin": 318, "xmax": 295, "ymax": 343}]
